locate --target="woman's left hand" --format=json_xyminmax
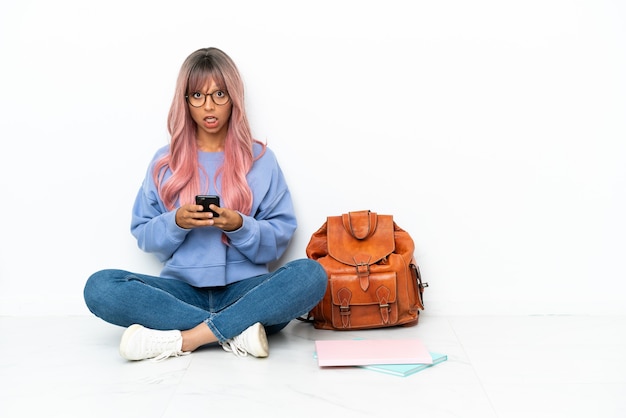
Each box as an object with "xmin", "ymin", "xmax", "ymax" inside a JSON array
[{"xmin": 209, "ymin": 206, "xmax": 243, "ymax": 232}]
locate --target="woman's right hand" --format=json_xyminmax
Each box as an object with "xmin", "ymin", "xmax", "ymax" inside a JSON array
[{"xmin": 175, "ymin": 204, "xmax": 214, "ymax": 229}]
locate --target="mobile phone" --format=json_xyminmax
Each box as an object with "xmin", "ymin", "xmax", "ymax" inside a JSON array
[{"xmin": 195, "ymin": 195, "xmax": 220, "ymax": 217}]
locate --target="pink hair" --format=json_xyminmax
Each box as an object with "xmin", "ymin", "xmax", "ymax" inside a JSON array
[{"xmin": 153, "ymin": 47, "xmax": 265, "ymax": 215}]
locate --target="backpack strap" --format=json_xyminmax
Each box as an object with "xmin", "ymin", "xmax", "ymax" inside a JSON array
[{"xmin": 342, "ymin": 210, "xmax": 377, "ymax": 240}]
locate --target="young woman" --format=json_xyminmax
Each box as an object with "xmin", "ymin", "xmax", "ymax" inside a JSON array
[{"xmin": 84, "ymin": 47, "xmax": 327, "ymax": 361}]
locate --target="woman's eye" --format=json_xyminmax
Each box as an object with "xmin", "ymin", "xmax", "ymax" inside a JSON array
[
  {"xmin": 215, "ymin": 91, "xmax": 225, "ymax": 98},
  {"xmin": 192, "ymin": 92, "xmax": 203, "ymax": 99}
]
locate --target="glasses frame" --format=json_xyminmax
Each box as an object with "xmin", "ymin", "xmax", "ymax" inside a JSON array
[{"xmin": 185, "ymin": 90, "xmax": 230, "ymax": 107}]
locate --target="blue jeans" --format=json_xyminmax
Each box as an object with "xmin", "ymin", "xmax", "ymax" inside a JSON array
[{"xmin": 83, "ymin": 258, "xmax": 327, "ymax": 342}]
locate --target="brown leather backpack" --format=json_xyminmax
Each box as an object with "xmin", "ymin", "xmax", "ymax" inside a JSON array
[{"xmin": 304, "ymin": 210, "xmax": 427, "ymax": 330}]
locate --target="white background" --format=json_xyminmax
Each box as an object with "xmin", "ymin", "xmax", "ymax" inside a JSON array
[{"xmin": 1, "ymin": 0, "xmax": 624, "ymax": 316}]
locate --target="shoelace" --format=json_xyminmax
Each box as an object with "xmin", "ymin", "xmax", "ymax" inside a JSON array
[
  {"xmin": 152, "ymin": 349, "xmax": 190, "ymax": 362},
  {"xmin": 141, "ymin": 331, "xmax": 189, "ymax": 362},
  {"xmin": 220, "ymin": 335, "xmax": 248, "ymax": 357}
]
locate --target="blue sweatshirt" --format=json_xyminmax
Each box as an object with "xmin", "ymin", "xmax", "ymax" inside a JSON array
[{"xmin": 130, "ymin": 142, "xmax": 297, "ymax": 287}]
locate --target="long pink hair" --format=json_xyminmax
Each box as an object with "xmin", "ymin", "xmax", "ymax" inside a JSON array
[{"xmin": 153, "ymin": 47, "xmax": 265, "ymax": 215}]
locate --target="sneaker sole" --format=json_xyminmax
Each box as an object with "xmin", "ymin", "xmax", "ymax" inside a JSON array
[
  {"xmin": 249, "ymin": 323, "xmax": 269, "ymax": 358},
  {"xmin": 119, "ymin": 324, "xmax": 143, "ymax": 360}
]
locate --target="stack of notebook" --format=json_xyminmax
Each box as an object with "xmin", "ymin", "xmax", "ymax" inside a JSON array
[{"xmin": 314, "ymin": 338, "xmax": 447, "ymax": 377}]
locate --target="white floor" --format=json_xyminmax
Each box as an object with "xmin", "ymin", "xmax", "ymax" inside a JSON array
[{"xmin": 1, "ymin": 314, "xmax": 625, "ymax": 418}]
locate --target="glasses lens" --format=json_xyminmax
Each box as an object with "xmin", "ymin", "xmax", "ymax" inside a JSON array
[
  {"xmin": 187, "ymin": 92, "xmax": 205, "ymax": 107},
  {"xmin": 212, "ymin": 91, "xmax": 229, "ymax": 105}
]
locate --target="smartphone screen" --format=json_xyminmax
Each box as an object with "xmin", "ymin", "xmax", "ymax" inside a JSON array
[{"xmin": 195, "ymin": 195, "xmax": 220, "ymax": 217}]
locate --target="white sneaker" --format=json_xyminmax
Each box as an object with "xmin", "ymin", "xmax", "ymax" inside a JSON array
[
  {"xmin": 220, "ymin": 322, "xmax": 269, "ymax": 358},
  {"xmin": 119, "ymin": 324, "xmax": 189, "ymax": 361}
]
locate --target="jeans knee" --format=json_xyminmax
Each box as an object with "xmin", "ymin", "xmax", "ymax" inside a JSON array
[
  {"xmin": 84, "ymin": 271, "xmax": 102, "ymax": 312},
  {"xmin": 313, "ymin": 261, "xmax": 328, "ymax": 296},
  {"xmin": 83, "ymin": 269, "xmax": 122, "ymax": 313},
  {"xmin": 290, "ymin": 258, "xmax": 328, "ymax": 297}
]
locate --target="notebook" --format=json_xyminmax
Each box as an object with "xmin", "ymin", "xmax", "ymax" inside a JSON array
[
  {"xmin": 361, "ymin": 352, "xmax": 448, "ymax": 377},
  {"xmin": 314, "ymin": 338, "xmax": 432, "ymax": 367}
]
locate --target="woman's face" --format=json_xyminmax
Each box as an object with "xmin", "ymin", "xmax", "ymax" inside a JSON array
[{"xmin": 188, "ymin": 78, "xmax": 232, "ymax": 147}]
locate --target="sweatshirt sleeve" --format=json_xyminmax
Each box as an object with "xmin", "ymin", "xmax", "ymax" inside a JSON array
[
  {"xmin": 224, "ymin": 150, "xmax": 297, "ymax": 264},
  {"xmin": 130, "ymin": 155, "xmax": 191, "ymax": 262}
]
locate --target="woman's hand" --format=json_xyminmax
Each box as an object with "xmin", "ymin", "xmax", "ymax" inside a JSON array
[{"xmin": 176, "ymin": 203, "xmax": 243, "ymax": 231}]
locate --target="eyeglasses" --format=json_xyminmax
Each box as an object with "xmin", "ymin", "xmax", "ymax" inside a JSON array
[{"xmin": 185, "ymin": 90, "xmax": 230, "ymax": 107}]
